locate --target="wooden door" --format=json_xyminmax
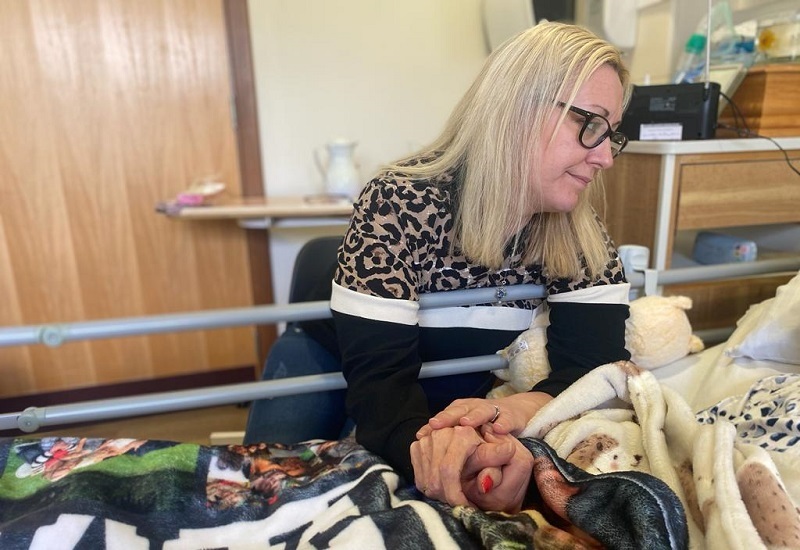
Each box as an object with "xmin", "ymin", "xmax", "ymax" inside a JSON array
[{"xmin": 0, "ymin": 0, "xmax": 261, "ymax": 400}]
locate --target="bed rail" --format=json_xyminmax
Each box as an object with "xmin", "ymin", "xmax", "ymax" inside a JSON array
[
  {"xmin": 625, "ymin": 256, "xmax": 800, "ymax": 296},
  {"xmin": 3, "ymin": 256, "xmax": 798, "ymax": 349},
  {"xmin": 0, "ymin": 285, "xmax": 546, "ymax": 349},
  {"xmin": 2, "ymin": 256, "xmax": 798, "ymax": 433},
  {"xmin": 0, "ymin": 356, "xmax": 507, "ymax": 433}
]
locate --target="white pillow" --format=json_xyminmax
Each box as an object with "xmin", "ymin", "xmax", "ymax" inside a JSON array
[{"xmin": 725, "ymin": 271, "xmax": 800, "ymax": 364}]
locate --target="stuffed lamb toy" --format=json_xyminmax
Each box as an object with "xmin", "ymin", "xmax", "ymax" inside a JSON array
[{"xmin": 489, "ymin": 295, "xmax": 705, "ymax": 398}]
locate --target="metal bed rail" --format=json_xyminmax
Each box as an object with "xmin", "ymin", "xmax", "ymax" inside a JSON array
[
  {"xmin": 625, "ymin": 256, "xmax": 800, "ymax": 296},
  {"xmin": 0, "ymin": 285, "xmax": 546, "ymax": 349},
  {"xmin": 1, "ymin": 256, "xmax": 798, "ymax": 433},
  {"xmin": 0, "ymin": 356, "xmax": 507, "ymax": 433},
  {"xmin": 3, "ymin": 256, "xmax": 798, "ymax": 349}
]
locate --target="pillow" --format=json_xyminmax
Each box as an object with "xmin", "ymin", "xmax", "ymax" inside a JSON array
[{"xmin": 725, "ymin": 271, "xmax": 800, "ymax": 364}]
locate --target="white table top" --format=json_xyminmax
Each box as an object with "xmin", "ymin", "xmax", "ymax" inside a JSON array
[{"xmin": 626, "ymin": 137, "xmax": 800, "ymax": 155}]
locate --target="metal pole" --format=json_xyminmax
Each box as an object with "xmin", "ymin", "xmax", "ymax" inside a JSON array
[
  {"xmin": 625, "ymin": 257, "xmax": 800, "ymax": 288},
  {"xmin": 3, "ymin": 258, "xmax": 798, "ymax": 349},
  {"xmin": 0, "ymin": 355, "xmax": 507, "ymax": 432},
  {"xmin": 0, "ymin": 284, "xmax": 547, "ymax": 348}
]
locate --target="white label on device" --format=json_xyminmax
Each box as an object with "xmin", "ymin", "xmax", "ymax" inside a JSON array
[{"xmin": 639, "ymin": 123, "xmax": 683, "ymax": 140}]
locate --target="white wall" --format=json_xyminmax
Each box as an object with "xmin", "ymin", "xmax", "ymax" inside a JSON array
[
  {"xmin": 250, "ymin": 0, "xmax": 779, "ymax": 306},
  {"xmin": 626, "ymin": 0, "xmax": 798, "ymax": 85},
  {"xmin": 248, "ymin": 0, "xmax": 487, "ymax": 198},
  {"xmin": 247, "ymin": 0, "xmax": 489, "ymax": 308},
  {"xmin": 628, "ymin": 2, "xmax": 673, "ymax": 84}
]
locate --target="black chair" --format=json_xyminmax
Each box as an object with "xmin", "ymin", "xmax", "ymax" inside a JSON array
[
  {"xmin": 244, "ymin": 236, "xmax": 347, "ymax": 444},
  {"xmin": 287, "ymin": 236, "xmax": 343, "ymax": 305},
  {"xmin": 287, "ymin": 236, "xmax": 342, "ymax": 354}
]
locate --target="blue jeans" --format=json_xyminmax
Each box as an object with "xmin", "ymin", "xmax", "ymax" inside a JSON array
[
  {"xmin": 244, "ymin": 325, "xmax": 496, "ymax": 444},
  {"xmin": 244, "ymin": 325, "xmax": 352, "ymax": 444}
]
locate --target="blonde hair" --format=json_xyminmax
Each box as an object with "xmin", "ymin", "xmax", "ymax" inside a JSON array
[{"xmin": 385, "ymin": 21, "xmax": 631, "ymax": 279}]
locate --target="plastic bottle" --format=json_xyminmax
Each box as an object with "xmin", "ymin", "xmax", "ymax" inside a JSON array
[
  {"xmin": 673, "ymin": 33, "xmax": 707, "ymax": 84},
  {"xmin": 672, "ymin": 1, "xmax": 738, "ymax": 84}
]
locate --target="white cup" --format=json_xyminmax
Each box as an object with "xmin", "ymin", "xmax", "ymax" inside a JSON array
[{"xmin": 618, "ymin": 245, "xmax": 650, "ymax": 272}]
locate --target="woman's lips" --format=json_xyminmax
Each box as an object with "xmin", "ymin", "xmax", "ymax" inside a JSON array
[{"xmin": 569, "ymin": 172, "xmax": 592, "ymax": 186}]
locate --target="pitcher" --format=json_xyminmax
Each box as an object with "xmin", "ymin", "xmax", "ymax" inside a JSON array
[{"xmin": 315, "ymin": 139, "xmax": 360, "ymax": 199}]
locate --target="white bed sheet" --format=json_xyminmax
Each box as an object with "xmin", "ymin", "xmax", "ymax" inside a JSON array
[
  {"xmin": 652, "ymin": 342, "xmax": 800, "ymax": 412},
  {"xmin": 653, "ymin": 339, "xmax": 800, "ymax": 511}
]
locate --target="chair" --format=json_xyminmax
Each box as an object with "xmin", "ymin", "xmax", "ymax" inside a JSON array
[
  {"xmin": 287, "ymin": 236, "xmax": 342, "ymax": 355},
  {"xmin": 243, "ymin": 236, "xmax": 347, "ymax": 444},
  {"xmin": 287, "ymin": 236, "xmax": 343, "ymax": 305}
]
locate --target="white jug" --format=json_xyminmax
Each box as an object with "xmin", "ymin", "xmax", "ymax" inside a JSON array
[{"xmin": 315, "ymin": 139, "xmax": 360, "ymax": 199}]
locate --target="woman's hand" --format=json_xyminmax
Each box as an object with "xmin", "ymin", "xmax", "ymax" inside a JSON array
[
  {"xmin": 410, "ymin": 426, "xmax": 534, "ymax": 513},
  {"xmin": 410, "ymin": 425, "xmax": 485, "ymax": 508},
  {"xmin": 416, "ymin": 391, "xmax": 553, "ymax": 439},
  {"xmin": 411, "ymin": 391, "xmax": 551, "ymax": 512}
]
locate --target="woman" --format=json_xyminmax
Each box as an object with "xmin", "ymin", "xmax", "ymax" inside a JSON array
[{"xmin": 330, "ymin": 21, "xmax": 632, "ymax": 513}]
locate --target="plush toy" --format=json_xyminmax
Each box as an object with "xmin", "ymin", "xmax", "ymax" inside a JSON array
[{"xmin": 488, "ymin": 295, "xmax": 705, "ymax": 398}]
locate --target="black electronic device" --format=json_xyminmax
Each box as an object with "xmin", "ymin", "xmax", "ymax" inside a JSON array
[
  {"xmin": 619, "ymin": 0, "xmax": 724, "ymax": 142},
  {"xmin": 618, "ymin": 82, "xmax": 721, "ymax": 141}
]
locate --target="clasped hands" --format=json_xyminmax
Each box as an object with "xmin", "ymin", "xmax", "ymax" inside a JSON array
[{"xmin": 410, "ymin": 391, "xmax": 552, "ymax": 513}]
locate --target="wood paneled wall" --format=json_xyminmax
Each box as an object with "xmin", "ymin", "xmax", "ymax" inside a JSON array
[{"xmin": 0, "ymin": 0, "xmax": 259, "ymax": 398}]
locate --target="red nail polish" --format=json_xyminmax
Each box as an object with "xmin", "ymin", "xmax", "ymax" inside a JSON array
[{"xmin": 481, "ymin": 476, "xmax": 493, "ymax": 493}]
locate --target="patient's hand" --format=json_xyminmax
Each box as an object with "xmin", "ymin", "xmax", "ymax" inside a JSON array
[
  {"xmin": 462, "ymin": 430, "xmax": 533, "ymax": 513},
  {"xmin": 410, "ymin": 424, "xmax": 484, "ymax": 508},
  {"xmin": 412, "ymin": 392, "xmax": 550, "ymax": 512},
  {"xmin": 410, "ymin": 427, "xmax": 533, "ymax": 513}
]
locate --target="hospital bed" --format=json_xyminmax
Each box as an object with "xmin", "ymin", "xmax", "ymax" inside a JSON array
[{"xmin": 0, "ymin": 251, "xmax": 798, "ymax": 549}]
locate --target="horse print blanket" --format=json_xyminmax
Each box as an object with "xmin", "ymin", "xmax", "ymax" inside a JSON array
[{"xmin": 0, "ymin": 432, "xmax": 684, "ymax": 548}]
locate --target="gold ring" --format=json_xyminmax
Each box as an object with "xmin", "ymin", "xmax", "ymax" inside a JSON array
[{"xmin": 490, "ymin": 405, "xmax": 500, "ymax": 423}]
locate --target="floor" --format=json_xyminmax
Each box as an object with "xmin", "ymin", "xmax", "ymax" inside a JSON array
[{"xmin": 32, "ymin": 404, "xmax": 250, "ymax": 445}]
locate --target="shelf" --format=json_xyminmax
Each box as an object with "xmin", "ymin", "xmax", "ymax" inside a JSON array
[
  {"xmin": 604, "ymin": 138, "xmax": 800, "ymax": 330},
  {"xmin": 157, "ymin": 195, "xmax": 355, "ymax": 223}
]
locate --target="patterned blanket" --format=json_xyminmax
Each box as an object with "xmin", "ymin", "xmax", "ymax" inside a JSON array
[
  {"xmin": 1, "ymin": 363, "xmax": 796, "ymax": 549},
  {"xmin": 0, "ymin": 436, "xmax": 682, "ymax": 548},
  {"xmin": 520, "ymin": 362, "xmax": 800, "ymax": 550}
]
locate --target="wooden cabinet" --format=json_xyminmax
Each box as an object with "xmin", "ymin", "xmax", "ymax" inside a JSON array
[{"xmin": 602, "ymin": 138, "xmax": 800, "ymax": 330}]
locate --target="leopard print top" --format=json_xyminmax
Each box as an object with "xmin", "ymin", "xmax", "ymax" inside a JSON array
[
  {"xmin": 330, "ymin": 160, "xmax": 630, "ymax": 482},
  {"xmin": 334, "ymin": 165, "xmax": 626, "ymax": 307}
]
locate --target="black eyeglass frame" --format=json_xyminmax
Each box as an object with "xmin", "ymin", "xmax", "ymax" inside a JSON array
[{"xmin": 556, "ymin": 101, "xmax": 628, "ymax": 158}]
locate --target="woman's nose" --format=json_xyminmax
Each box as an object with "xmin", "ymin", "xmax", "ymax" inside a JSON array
[{"xmin": 587, "ymin": 139, "xmax": 615, "ymax": 169}]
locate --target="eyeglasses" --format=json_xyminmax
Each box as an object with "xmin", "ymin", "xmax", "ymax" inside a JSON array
[{"xmin": 557, "ymin": 102, "xmax": 628, "ymax": 158}]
